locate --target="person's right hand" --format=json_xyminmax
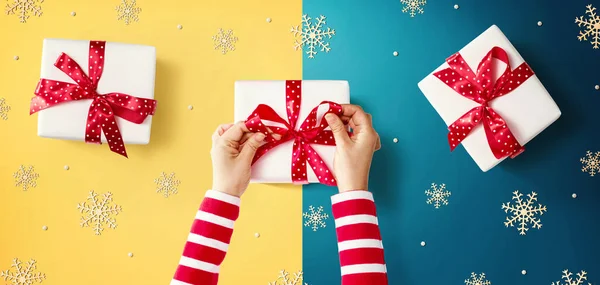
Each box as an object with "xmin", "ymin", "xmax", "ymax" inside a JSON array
[{"xmin": 325, "ymin": 104, "xmax": 381, "ymax": 193}]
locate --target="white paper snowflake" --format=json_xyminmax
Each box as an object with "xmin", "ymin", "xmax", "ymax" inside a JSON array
[
  {"xmin": 425, "ymin": 183, "xmax": 450, "ymax": 209},
  {"xmin": 115, "ymin": 0, "xmax": 141, "ymax": 25},
  {"xmin": 501, "ymin": 190, "xmax": 547, "ymax": 235},
  {"xmin": 212, "ymin": 28, "xmax": 238, "ymax": 55},
  {"xmin": 303, "ymin": 205, "xmax": 329, "ymax": 232},
  {"xmin": 5, "ymin": 0, "xmax": 43, "ymax": 23},
  {"xmin": 552, "ymin": 269, "xmax": 593, "ymax": 285},
  {"xmin": 268, "ymin": 270, "xmax": 308, "ymax": 285},
  {"xmin": 465, "ymin": 272, "xmax": 491, "ymax": 285},
  {"xmin": 581, "ymin": 150, "xmax": 600, "ymax": 177},
  {"xmin": 13, "ymin": 165, "xmax": 39, "ymax": 191},
  {"xmin": 291, "ymin": 14, "xmax": 336, "ymax": 59},
  {"xmin": 575, "ymin": 5, "xmax": 600, "ymax": 49},
  {"xmin": 154, "ymin": 172, "xmax": 180, "ymax": 198},
  {"xmin": 0, "ymin": 258, "xmax": 45, "ymax": 285},
  {"xmin": 401, "ymin": 0, "xmax": 426, "ymax": 17},
  {"xmin": 77, "ymin": 190, "xmax": 122, "ymax": 235},
  {"xmin": 0, "ymin": 98, "xmax": 11, "ymax": 120}
]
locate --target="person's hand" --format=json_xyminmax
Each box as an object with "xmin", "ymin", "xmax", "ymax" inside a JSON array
[
  {"xmin": 211, "ymin": 122, "xmax": 266, "ymax": 197},
  {"xmin": 325, "ymin": 105, "xmax": 381, "ymax": 193}
]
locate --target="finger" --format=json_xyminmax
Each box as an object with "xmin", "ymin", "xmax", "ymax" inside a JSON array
[
  {"xmin": 324, "ymin": 113, "xmax": 350, "ymax": 145},
  {"xmin": 238, "ymin": 133, "xmax": 255, "ymax": 146},
  {"xmin": 239, "ymin": 133, "xmax": 267, "ymax": 162},
  {"xmin": 221, "ymin": 121, "xmax": 252, "ymax": 142},
  {"xmin": 374, "ymin": 133, "xmax": 381, "ymax": 151},
  {"xmin": 340, "ymin": 104, "xmax": 373, "ymax": 128},
  {"xmin": 212, "ymin": 123, "xmax": 234, "ymax": 141}
]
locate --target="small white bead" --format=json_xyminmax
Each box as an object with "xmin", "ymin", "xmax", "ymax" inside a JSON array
[
  {"xmin": 572, "ymin": 193, "xmax": 577, "ymax": 198},
  {"xmin": 188, "ymin": 105, "xmax": 193, "ymax": 110},
  {"xmin": 420, "ymin": 241, "xmax": 426, "ymax": 247},
  {"xmin": 393, "ymin": 51, "xmax": 399, "ymax": 57},
  {"xmin": 42, "ymin": 225, "xmax": 48, "ymax": 231},
  {"xmin": 454, "ymin": 4, "xmax": 459, "ymax": 9},
  {"xmin": 266, "ymin": 17, "xmax": 272, "ymax": 23},
  {"xmin": 537, "ymin": 21, "xmax": 543, "ymax": 27},
  {"xmin": 177, "ymin": 24, "xmax": 183, "ymax": 30},
  {"xmin": 521, "ymin": 270, "xmax": 527, "ymax": 275},
  {"xmin": 393, "ymin": 138, "xmax": 399, "ymax": 143},
  {"xmin": 128, "ymin": 252, "xmax": 133, "ymax": 257},
  {"xmin": 595, "ymin": 85, "xmax": 599, "ymax": 90},
  {"xmin": 71, "ymin": 11, "xmax": 76, "ymax": 16},
  {"xmin": 254, "ymin": 233, "xmax": 260, "ymax": 238},
  {"xmin": 13, "ymin": 56, "xmax": 19, "ymax": 60},
  {"xmin": 64, "ymin": 165, "xmax": 70, "ymax": 170}
]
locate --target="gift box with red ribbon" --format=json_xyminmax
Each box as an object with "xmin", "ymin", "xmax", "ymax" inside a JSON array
[
  {"xmin": 418, "ymin": 25, "xmax": 561, "ymax": 172},
  {"xmin": 234, "ymin": 80, "xmax": 350, "ymax": 185},
  {"xmin": 31, "ymin": 39, "xmax": 157, "ymax": 157}
]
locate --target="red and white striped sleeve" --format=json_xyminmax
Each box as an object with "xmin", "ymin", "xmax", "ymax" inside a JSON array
[
  {"xmin": 332, "ymin": 190, "xmax": 388, "ymax": 285},
  {"xmin": 171, "ymin": 190, "xmax": 240, "ymax": 285}
]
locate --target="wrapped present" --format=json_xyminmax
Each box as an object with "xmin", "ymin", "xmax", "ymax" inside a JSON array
[
  {"xmin": 418, "ymin": 25, "xmax": 561, "ymax": 172},
  {"xmin": 234, "ymin": 80, "xmax": 350, "ymax": 185},
  {"xmin": 31, "ymin": 39, "xmax": 157, "ymax": 157}
]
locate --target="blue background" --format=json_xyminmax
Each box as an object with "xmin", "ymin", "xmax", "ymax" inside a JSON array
[{"xmin": 302, "ymin": 0, "xmax": 600, "ymax": 284}]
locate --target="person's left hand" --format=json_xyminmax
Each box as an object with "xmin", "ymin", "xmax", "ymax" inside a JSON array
[{"xmin": 210, "ymin": 122, "xmax": 265, "ymax": 197}]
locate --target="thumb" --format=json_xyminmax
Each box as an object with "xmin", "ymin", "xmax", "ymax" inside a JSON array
[
  {"xmin": 325, "ymin": 114, "xmax": 350, "ymax": 145},
  {"xmin": 239, "ymin": 133, "xmax": 266, "ymax": 162}
]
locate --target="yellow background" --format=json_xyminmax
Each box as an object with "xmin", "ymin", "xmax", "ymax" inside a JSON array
[{"xmin": 0, "ymin": 0, "xmax": 302, "ymax": 284}]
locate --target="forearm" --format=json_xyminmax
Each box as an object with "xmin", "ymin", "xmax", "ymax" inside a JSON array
[
  {"xmin": 171, "ymin": 190, "xmax": 240, "ymax": 285},
  {"xmin": 332, "ymin": 191, "xmax": 388, "ymax": 285}
]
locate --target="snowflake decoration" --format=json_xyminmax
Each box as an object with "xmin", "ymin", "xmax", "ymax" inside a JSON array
[
  {"xmin": 212, "ymin": 28, "xmax": 238, "ymax": 55},
  {"xmin": 291, "ymin": 14, "xmax": 336, "ymax": 59},
  {"xmin": 77, "ymin": 190, "xmax": 122, "ymax": 235},
  {"xmin": 465, "ymin": 272, "xmax": 491, "ymax": 285},
  {"xmin": 425, "ymin": 183, "xmax": 451, "ymax": 209},
  {"xmin": 13, "ymin": 165, "xmax": 39, "ymax": 191},
  {"xmin": 303, "ymin": 205, "xmax": 329, "ymax": 232},
  {"xmin": 501, "ymin": 190, "xmax": 547, "ymax": 235},
  {"xmin": 115, "ymin": 0, "xmax": 141, "ymax": 25},
  {"xmin": 0, "ymin": 98, "xmax": 11, "ymax": 120},
  {"xmin": 5, "ymin": 0, "xmax": 43, "ymax": 23},
  {"xmin": 552, "ymin": 269, "xmax": 593, "ymax": 285},
  {"xmin": 575, "ymin": 5, "xmax": 600, "ymax": 49},
  {"xmin": 581, "ymin": 150, "xmax": 600, "ymax": 177},
  {"xmin": 268, "ymin": 270, "xmax": 308, "ymax": 285},
  {"xmin": 154, "ymin": 172, "xmax": 180, "ymax": 198},
  {"xmin": 401, "ymin": 0, "xmax": 426, "ymax": 17},
  {"xmin": 1, "ymin": 258, "xmax": 45, "ymax": 285}
]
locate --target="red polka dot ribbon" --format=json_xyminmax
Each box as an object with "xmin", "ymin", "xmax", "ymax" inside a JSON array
[
  {"xmin": 434, "ymin": 47, "xmax": 534, "ymax": 160},
  {"xmin": 245, "ymin": 80, "xmax": 343, "ymax": 186},
  {"xmin": 30, "ymin": 41, "xmax": 157, "ymax": 158}
]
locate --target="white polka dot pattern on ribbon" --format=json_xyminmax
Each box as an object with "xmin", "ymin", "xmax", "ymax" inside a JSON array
[
  {"xmin": 434, "ymin": 47, "xmax": 533, "ymax": 159},
  {"xmin": 244, "ymin": 80, "xmax": 343, "ymax": 186},
  {"xmin": 30, "ymin": 41, "xmax": 157, "ymax": 158}
]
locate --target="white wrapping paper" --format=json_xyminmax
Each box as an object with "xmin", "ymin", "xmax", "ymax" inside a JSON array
[
  {"xmin": 36, "ymin": 39, "xmax": 156, "ymax": 144},
  {"xmin": 418, "ymin": 25, "xmax": 561, "ymax": 172},
  {"xmin": 234, "ymin": 80, "xmax": 350, "ymax": 184}
]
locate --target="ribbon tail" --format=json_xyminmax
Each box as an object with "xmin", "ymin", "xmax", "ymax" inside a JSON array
[
  {"xmin": 304, "ymin": 144, "xmax": 336, "ymax": 186},
  {"xmin": 482, "ymin": 107, "xmax": 524, "ymax": 159},
  {"xmin": 447, "ymin": 106, "xmax": 483, "ymax": 151},
  {"xmin": 291, "ymin": 138, "xmax": 309, "ymax": 184}
]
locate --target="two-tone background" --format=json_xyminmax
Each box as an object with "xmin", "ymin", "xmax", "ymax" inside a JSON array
[{"xmin": 1, "ymin": 0, "xmax": 599, "ymax": 284}]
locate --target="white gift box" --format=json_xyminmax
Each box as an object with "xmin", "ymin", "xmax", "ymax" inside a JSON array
[
  {"xmin": 234, "ymin": 80, "xmax": 350, "ymax": 184},
  {"xmin": 36, "ymin": 39, "xmax": 156, "ymax": 144},
  {"xmin": 418, "ymin": 25, "xmax": 561, "ymax": 172}
]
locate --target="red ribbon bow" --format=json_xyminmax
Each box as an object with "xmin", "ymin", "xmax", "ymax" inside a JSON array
[
  {"xmin": 30, "ymin": 41, "xmax": 156, "ymax": 158},
  {"xmin": 245, "ymin": 80, "xmax": 343, "ymax": 186},
  {"xmin": 434, "ymin": 46, "xmax": 534, "ymax": 160}
]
